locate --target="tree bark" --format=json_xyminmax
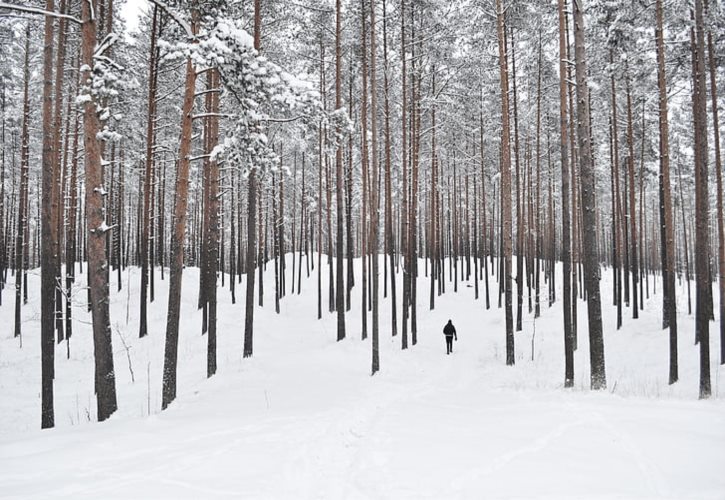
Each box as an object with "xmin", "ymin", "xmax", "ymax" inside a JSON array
[
  {"xmin": 139, "ymin": 5, "xmax": 158, "ymax": 338},
  {"xmin": 82, "ymin": 0, "xmax": 118, "ymax": 419},
  {"xmin": 40, "ymin": 0, "xmax": 56, "ymax": 429},
  {"xmin": 655, "ymin": 0, "xmax": 678, "ymax": 383},
  {"xmin": 335, "ymin": 0, "xmax": 346, "ymax": 341},
  {"xmin": 558, "ymin": 0, "xmax": 573, "ymax": 385},
  {"xmin": 692, "ymin": 0, "xmax": 711, "ymax": 398},
  {"xmin": 496, "ymin": 0, "xmax": 514, "ymax": 366},
  {"xmin": 244, "ymin": 0, "xmax": 262, "ymax": 358},
  {"xmin": 162, "ymin": 5, "xmax": 199, "ymax": 409},
  {"xmin": 572, "ymin": 0, "xmax": 606, "ymax": 390}
]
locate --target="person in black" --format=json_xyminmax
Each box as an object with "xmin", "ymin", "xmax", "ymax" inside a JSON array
[{"xmin": 443, "ymin": 319, "xmax": 457, "ymax": 354}]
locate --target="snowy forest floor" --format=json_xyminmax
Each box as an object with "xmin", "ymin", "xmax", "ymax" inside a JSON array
[{"xmin": 1, "ymin": 257, "xmax": 724, "ymax": 499}]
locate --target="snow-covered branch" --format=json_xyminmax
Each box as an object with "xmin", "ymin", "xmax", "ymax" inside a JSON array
[
  {"xmin": 0, "ymin": 1, "xmax": 82, "ymax": 23},
  {"xmin": 146, "ymin": 0, "xmax": 193, "ymax": 39}
]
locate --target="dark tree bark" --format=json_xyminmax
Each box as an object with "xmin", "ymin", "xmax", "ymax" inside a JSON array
[
  {"xmin": 370, "ymin": 0, "xmax": 380, "ymax": 372},
  {"xmin": 15, "ymin": 24, "xmax": 31, "ymax": 342},
  {"xmin": 382, "ymin": 0, "xmax": 396, "ymax": 335},
  {"xmin": 162, "ymin": 5, "xmax": 199, "ymax": 409},
  {"xmin": 573, "ymin": 0, "xmax": 606, "ymax": 390},
  {"xmin": 244, "ymin": 0, "xmax": 262, "ymax": 358},
  {"xmin": 610, "ymin": 51, "xmax": 624, "ymax": 330},
  {"xmin": 625, "ymin": 66, "xmax": 639, "ymax": 319},
  {"xmin": 360, "ymin": 0, "xmax": 369, "ymax": 340},
  {"xmin": 510, "ymin": 28, "xmax": 523, "ymax": 333},
  {"xmin": 496, "ymin": 0, "xmax": 514, "ymax": 366},
  {"xmin": 82, "ymin": 0, "xmax": 118, "ymax": 420},
  {"xmin": 400, "ymin": 0, "xmax": 408, "ymax": 349},
  {"xmin": 655, "ymin": 0, "xmax": 678, "ymax": 383},
  {"xmin": 335, "ymin": 0, "xmax": 346, "ymax": 341},
  {"xmin": 692, "ymin": 0, "xmax": 711, "ymax": 399},
  {"xmin": 40, "ymin": 0, "xmax": 56, "ymax": 429},
  {"xmin": 139, "ymin": 5, "xmax": 159, "ymax": 338},
  {"xmin": 704, "ymin": 0, "xmax": 724, "ymax": 365},
  {"xmin": 558, "ymin": 0, "xmax": 573, "ymax": 386},
  {"xmin": 52, "ymin": 0, "xmax": 68, "ymax": 344},
  {"xmin": 205, "ymin": 69, "xmax": 220, "ymax": 378}
]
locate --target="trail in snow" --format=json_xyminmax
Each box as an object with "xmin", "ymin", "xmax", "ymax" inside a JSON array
[{"xmin": 0, "ymin": 258, "xmax": 724, "ymax": 499}]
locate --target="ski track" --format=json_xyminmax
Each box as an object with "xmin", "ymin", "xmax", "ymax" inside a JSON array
[
  {"xmin": 564, "ymin": 397, "xmax": 671, "ymax": 498},
  {"xmin": 1, "ymin": 261, "xmax": 724, "ymax": 499}
]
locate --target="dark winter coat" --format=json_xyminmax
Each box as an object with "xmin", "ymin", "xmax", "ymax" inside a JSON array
[{"xmin": 443, "ymin": 321, "xmax": 457, "ymax": 340}]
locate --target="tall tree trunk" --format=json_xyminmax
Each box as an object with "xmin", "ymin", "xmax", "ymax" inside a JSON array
[
  {"xmin": 611, "ymin": 51, "xmax": 624, "ymax": 330},
  {"xmin": 205, "ymin": 69, "xmax": 220, "ymax": 377},
  {"xmin": 15, "ymin": 24, "xmax": 31, "ymax": 342},
  {"xmin": 704, "ymin": 0, "xmax": 724, "ymax": 365},
  {"xmin": 573, "ymin": 0, "xmax": 606, "ymax": 390},
  {"xmin": 82, "ymin": 0, "xmax": 118, "ymax": 420},
  {"xmin": 139, "ymin": 5, "xmax": 158, "ymax": 338},
  {"xmin": 346, "ymin": 69, "xmax": 354, "ymax": 306},
  {"xmin": 65, "ymin": 78, "xmax": 80, "ymax": 344},
  {"xmin": 244, "ymin": 0, "xmax": 262, "ymax": 358},
  {"xmin": 557, "ymin": 0, "xmax": 573, "ymax": 386},
  {"xmin": 400, "ymin": 0, "xmax": 408, "ymax": 349},
  {"xmin": 382, "ymin": 0, "xmax": 396, "ymax": 335},
  {"xmin": 655, "ymin": 0, "xmax": 678, "ymax": 383},
  {"xmin": 370, "ymin": 0, "xmax": 380, "ymax": 372},
  {"xmin": 335, "ymin": 0, "xmax": 346, "ymax": 341},
  {"xmin": 360, "ymin": 0, "xmax": 369, "ymax": 340},
  {"xmin": 40, "ymin": 0, "xmax": 56, "ymax": 429},
  {"xmin": 496, "ymin": 0, "xmax": 514, "ymax": 366},
  {"xmin": 510, "ymin": 28, "xmax": 523, "ymax": 333},
  {"xmin": 409, "ymin": 3, "xmax": 419, "ymax": 345},
  {"xmin": 52, "ymin": 0, "xmax": 68, "ymax": 344},
  {"xmin": 625, "ymin": 65, "xmax": 639, "ymax": 319},
  {"xmin": 534, "ymin": 35, "xmax": 542, "ymax": 319},
  {"xmin": 162, "ymin": 5, "xmax": 199, "ymax": 409},
  {"xmin": 692, "ymin": 0, "xmax": 711, "ymax": 398}
]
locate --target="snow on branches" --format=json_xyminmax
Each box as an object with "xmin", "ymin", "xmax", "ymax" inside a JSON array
[
  {"xmin": 77, "ymin": 33, "xmax": 135, "ymax": 144},
  {"xmin": 157, "ymin": 14, "xmax": 348, "ymax": 179}
]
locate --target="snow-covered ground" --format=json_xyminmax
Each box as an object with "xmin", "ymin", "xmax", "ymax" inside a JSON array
[{"xmin": 1, "ymin": 258, "xmax": 723, "ymax": 499}]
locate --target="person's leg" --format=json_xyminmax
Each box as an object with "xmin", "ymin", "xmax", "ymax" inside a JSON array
[{"xmin": 446, "ymin": 336, "xmax": 452, "ymax": 354}]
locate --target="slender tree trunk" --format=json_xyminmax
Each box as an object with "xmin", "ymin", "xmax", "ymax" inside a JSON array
[
  {"xmin": 611, "ymin": 51, "xmax": 624, "ymax": 330},
  {"xmin": 400, "ymin": 0, "xmax": 408, "ymax": 349},
  {"xmin": 704, "ymin": 0, "xmax": 724, "ymax": 365},
  {"xmin": 510, "ymin": 28, "xmax": 523, "ymax": 333},
  {"xmin": 40, "ymin": 0, "xmax": 56, "ymax": 429},
  {"xmin": 82, "ymin": 0, "xmax": 118, "ymax": 419},
  {"xmin": 360, "ymin": 0, "xmax": 369, "ymax": 340},
  {"xmin": 625, "ymin": 66, "xmax": 639, "ymax": 319},
  {"xmin": 65, "ymin": 80, "xmax": 79, "ymax": 344},
  {"xmin": 52, "ymin": 0, "xmax": 68, "ymax": 344},
  {"xmin": 205, "ymin": 69, "xmax": 220, "ymax": 377},
  {"xmin": 573, "ymin": 0, "xmax": 606, "ymax": 390},
  {"xmin": 139, "ymin": 6, "xmax": 158, "ymax": 338},
  {"xmin": 557, "ymin": 0, "xmax": 573, "ymax": 385},
  {"xmin": 162, "ymin": 6, "xmax": 199, "ymax": 409},
  {"xmin": 346, "ymin": 70, "xmax": 354, "ymax": 306},
  {"xmin": 655, "ymin": 0, "xmax": 678, "ymax": 383},
  {"xmin": 496, "ymin": 0, "xmax": 514, "ymax": 366},
  {"xmin": 15, "ymin": 24, "xmax": 31, "ymax": 342},
  {"xmin": 383, "ymin": 0, "xmax": 396, "ymax": 335},
  {"xmin": 370, "ymin": 0, "xmax": 381, "ymax": 372},
  {"xmin": 534, "ymin": 35, "xmax": 542, "ymax": 319},
  {"xmin": 692, "ymin": 0, "xmax": 711, "ymax": 398},
  {"xmin": 335, "ymin": 0, "xmax": 346, "ymax": 341},
  {"xmin": 244, "ymin": 0, "xmax": 262, "ymax": 358}
]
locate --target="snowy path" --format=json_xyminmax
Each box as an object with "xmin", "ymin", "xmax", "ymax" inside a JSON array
[{"xmin": 1, "ymin": 262, "xmax": 724, "ymax": 498}]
